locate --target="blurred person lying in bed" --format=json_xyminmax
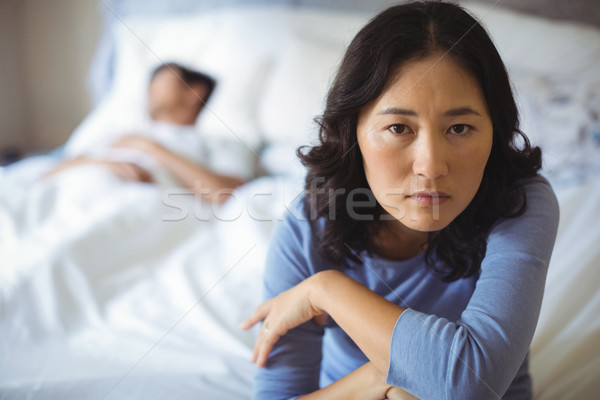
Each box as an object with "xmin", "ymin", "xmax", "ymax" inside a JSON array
[{"xmin": 45, "ymin": 63, "xmax": 246, "ymax": 204}]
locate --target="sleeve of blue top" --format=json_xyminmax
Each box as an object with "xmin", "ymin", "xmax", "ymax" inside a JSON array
[
  {"xmin": 252, "ymin": 207, "xmax": 325, "ymax": 400},
  {"xmin": 386, "ymin": 177, "xmax": 560, "ymax": 399}
]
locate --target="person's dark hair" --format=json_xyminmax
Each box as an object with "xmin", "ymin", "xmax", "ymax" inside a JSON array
[
  {"xmin": 297, "ymin": 1, "xmax": 542, "ymax": 282},
  {"xmin": 151, "ymin": 62, "xmax": 217, "ymax": 104}
]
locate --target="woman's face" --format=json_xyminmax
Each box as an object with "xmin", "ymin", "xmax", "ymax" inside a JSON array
[{"xmin": 357, "ymin": 53, "xmax": 493, "ymax": 234}]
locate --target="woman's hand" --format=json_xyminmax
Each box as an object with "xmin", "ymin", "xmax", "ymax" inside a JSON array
[
  {"xmin": 294, "ymin": 361, "xmax": 402, "ymax": 400},
  {"xmin": 385, "ymin": 386, "xmax": 420, "ymax": 400},
  {"xmin": 240, "ymin": 275, "xmax": 326, "ymax": 368}
]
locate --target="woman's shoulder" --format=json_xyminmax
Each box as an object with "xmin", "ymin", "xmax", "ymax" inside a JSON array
[
  {"xmin": 517, "ymin": 174, "xmax": 554, "ymax": 190},
  {"xmin": 487, "ymin": 174, "xmax": 559, "ymax": 259},
  {"xmin": 516, "ymin": 174, "xmax": 559, "ymax": 218},
  {"xmin": 277, "ymin": 193, "xmax": 311, "ymax": 235},
  {"xmin": 268, "ymin": 193, "xmax": 321, "ymax": 264},
  {"xmin": 263, "ymin": 193, "xmax": 332, "ymax": 293},
  {"xmin": 277, "ymin": 192, "xmax": 326, "ymax": 234}
]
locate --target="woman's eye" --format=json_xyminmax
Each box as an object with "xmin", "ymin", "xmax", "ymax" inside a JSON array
[
  {"xmin": 388, "ymin": 124, "xmax": 412, "ymax": 135},
  {"xmin": 448, "ymin": 124, "xmax": 472, "ymax": 135}
]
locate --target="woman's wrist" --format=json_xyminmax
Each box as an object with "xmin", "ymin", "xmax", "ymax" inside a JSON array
[
  {"xmin": 309, "ymin": 268, "xmax": 402, "ymax": 373},
  {"xmin": 310, "ymin": 270, "xmax": 344, "ymax": 318},
  {"xmin": 296, "ymin": 361, "xmax": 392, "ymax": 400}
]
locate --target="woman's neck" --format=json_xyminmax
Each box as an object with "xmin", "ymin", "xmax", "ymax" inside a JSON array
[{"xmin": 369, "ymin": 220, "xmax": 429, "ymax": 261}]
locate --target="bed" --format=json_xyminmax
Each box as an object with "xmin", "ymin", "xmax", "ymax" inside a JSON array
[{"xmin": 1, "ymin": 1, "xmax": 599, "ymax": 399}]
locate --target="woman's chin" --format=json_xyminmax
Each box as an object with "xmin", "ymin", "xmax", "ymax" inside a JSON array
[
  {"xmin": 395, "ymin": 213, "xmax": 452, "ymax": 233},
  {"xmin": 381, "ymin": 204, "xmax": 453, "ymax": 233}
]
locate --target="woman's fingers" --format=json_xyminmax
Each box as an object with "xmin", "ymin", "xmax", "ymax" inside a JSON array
[
  {"xmin": 250, "ymin": 322, "xmax": 266, "ymax": 363},
  {"xmin": 240, "ymin": 301, "xmax": 270, "ymax": 330},
  {"xmin": 255, "ymin": 338, "xmax": 272, "ymax": 368},
  {"xmin": 243, "ymin": 301, "xmax": 285, "ymax": 367},
  {"xmin": 240, "ymin": 302, "xmax": 272, "ymax": 365},
  {"xmin": 254, "ymin": 323, "xmax": 282, "ymax": 368},
  {"xmin": 242, "ymin": 278, "xmax": 319, "ymax": 367}
]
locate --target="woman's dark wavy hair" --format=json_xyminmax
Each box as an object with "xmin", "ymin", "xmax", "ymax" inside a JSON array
[{"xmin": 297, "ymin": 1, "xmax": 542, "ymax": 282}]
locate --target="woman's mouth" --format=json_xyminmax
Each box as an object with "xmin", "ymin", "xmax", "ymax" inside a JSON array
[{"xmin": 408, "ymin": 191, "xmax": 450, "ymax": 205}]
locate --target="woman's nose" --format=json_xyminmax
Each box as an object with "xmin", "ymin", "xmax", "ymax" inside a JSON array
[{"xmin": 412, "ymin": 132, "xmax": 448, "ymax": 179}]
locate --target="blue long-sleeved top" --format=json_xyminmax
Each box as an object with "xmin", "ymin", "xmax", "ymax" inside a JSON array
[{"xmin": 253, "ymin": 176, "xmax": 559, "ymax": 400}]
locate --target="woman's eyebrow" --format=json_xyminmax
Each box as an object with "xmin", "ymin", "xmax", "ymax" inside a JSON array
[
  {"xmin": 443, "ymin": 106, "xmax": 481, "ymax": 117},
  {"xmin": 378, "ymin": 106, "xmax": 481, "ymax": 117},
  {"xmin": 378, "ymin": 107, "xmax": 417, "ymax": 116}
]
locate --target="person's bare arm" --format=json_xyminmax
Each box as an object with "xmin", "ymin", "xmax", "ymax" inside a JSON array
[
  {"xmin": 113, "ymin": 135, "xmax": 245, "ymax": 203},
  {"xmin": 296, "ymin": 361, "xmax": 392, "ymax": 400},
  {"xmin": 263, "ymin": 361, "xmax": 417, "ymax": 400},
  {"xmin": 43, "ymin": 156, "xmax": 153, "ymax": 183},
  {"xmin": 43, "ymin": 156, "xmax": 90, "ymax": 178},
  {"xmin": 311, "ymin": 270, "xmax": 403, "ymax": 373},
  {"xmin": 242, "ymin": 269, "xmax": 403, "ymax": 374}
]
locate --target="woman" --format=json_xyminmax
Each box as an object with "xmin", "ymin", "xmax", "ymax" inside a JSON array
[{"xmin": 241, "ymin": 2, "xmax": 559, "ymax": 399}]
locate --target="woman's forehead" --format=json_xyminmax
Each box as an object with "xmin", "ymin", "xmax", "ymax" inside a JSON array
[{"xmin": 371, "ymin": 54, "xmax": 488, "ymax": 117}]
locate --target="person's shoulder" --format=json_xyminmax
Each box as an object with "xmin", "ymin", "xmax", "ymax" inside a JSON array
[
  {"xmin": 487, "ymin": 174, "xmax": 560, "ymax": 256},
  {"xmin": 275, "ymin": 192, "xmax": 326, "ymax": 249},
  {"xmin": 517, "ymin": 174, "xmax": 553, "ymax": 190},
  {"xmin": 282, "ymin": 192, "xmax": 309, "ymax": 220},
  {"xmin": 517, "ymin": 174, "xmax": 559, "ymax": 220},
  {"xmin": 270, "ymin": 193, "xmax": 312, "ymax": 246},
  {"xmin": 263, "ymin": 193, "xmax": 328, "ymax": 294}
]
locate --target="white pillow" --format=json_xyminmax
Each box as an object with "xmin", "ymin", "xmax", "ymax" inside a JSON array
[
  {"xmin": 256, "ymin": 9, "xmax": 369, "ymax": 145},
  {"xmin": 252, "ymin": 9, "xmax": 371, "ymax": 176},
  {"xmin": 258, "ymin": 37, "xmax": 342, "ymax": 146},
  {"xmin": 192, "ymin": 12, "xmax": 278, "ymax": 150},
  {"xmin": 70, "ymin": 9, "xmax": 287, "ymax": 157},
  {"xmin": 256, "ymin": 37, "xmax": 343, "ymax": 177}
]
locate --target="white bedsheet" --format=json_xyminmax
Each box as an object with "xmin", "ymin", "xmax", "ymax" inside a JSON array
[
  {"xmin": 0, "ymin": 162, "xmax": 303, "ymax": 399},
  {"xmin": 531, "ymin": 176, "xmax": 600, "ymax": 399}
]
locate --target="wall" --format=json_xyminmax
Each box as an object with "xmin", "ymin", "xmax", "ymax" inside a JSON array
[
  {"xmin": 0, "ymin": 0, "xmax": 102, "ymax": 155},
  {"xmin": 0, "ymin": 0, "xmax": 28, "ymax": 154}
]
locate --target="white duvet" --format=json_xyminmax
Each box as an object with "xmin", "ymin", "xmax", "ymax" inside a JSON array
[{"xmin": 0, "ymin": 159, "xmax": 303, "ymax": 398}]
